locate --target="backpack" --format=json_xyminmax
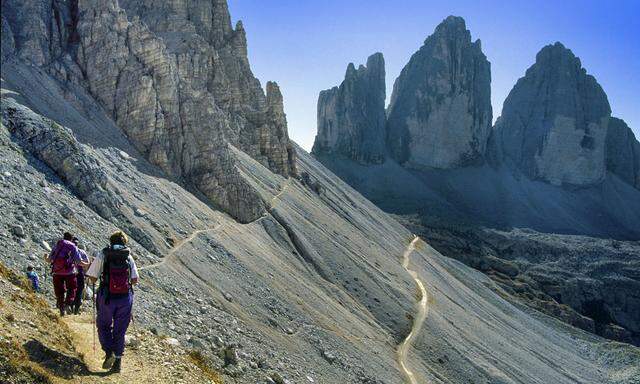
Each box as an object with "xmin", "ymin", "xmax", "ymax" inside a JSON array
[
  {"xmin": 101, "ymin": 246, "xmax": 131, "ymax": 299},
  {"xmin": 51, "ymin": 240, "xmax": 75, "ymax": 274}
]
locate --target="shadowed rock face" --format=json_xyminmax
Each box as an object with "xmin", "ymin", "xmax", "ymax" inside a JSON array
[
  {"xmin": 1, "ymin": 0, "xmax": 296, "ymax": 222},
  {"xmin": 490, "ymin": 42, "xmax": 611, "ymax": 187},
  {"xmin": 606, "ymin": 117, "xmax": 640, "ymax": 190},
  {"xmin": 386, "ymin": 16, "xmax": 492, "ymax": 169},
  {"xmin": 312, "ymin": 53, "xmax": 386, "ymax": 164}
]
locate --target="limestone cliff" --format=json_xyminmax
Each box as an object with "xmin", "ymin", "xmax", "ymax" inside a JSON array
[
  {"xmin": 312, "ymin": 53, "xmax": 386, "ymax": 164},
  {"xmin": 386, "ymin": 16, "xmax": 492, "ymax": 169},
  {"xmin": 1, "ymin": 0, "xmax": 296, "ymax": 222},
  {"xmin": 490, "ymin": 42, "xmax": 610, "ymax": 186},
  {"xmin": 606, "ymin": 117, "xmax": 640, "ymax": 189}
]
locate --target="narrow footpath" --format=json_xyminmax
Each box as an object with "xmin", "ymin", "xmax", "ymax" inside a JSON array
[{"xmin": 397, "ymin": 236, "xmax": 430, "ymax": 384}]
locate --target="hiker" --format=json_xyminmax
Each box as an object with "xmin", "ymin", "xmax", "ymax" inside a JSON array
[
  {"xmin": 72, "ymin": 237, "xmax": 90, "ymax": 315},
  {"xmin": 44, "ymin": 232, "xmax": 84, "ymax": 316},
  {"xmin": 86, "ymin": 230, "xmax": 139, "ymax": 373},
  {"xmin": 26, "ymin": 266, "xmax": 40, "ymax": 292}
]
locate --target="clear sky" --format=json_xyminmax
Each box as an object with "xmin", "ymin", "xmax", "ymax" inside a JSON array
[{"xmin": 228, "ymin": 0, "xmax": 640, "ymax": 151}]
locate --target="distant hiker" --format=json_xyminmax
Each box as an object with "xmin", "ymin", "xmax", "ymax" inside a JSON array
[
  {"xmin": 26, "ymin": 266, "xmax": 40, "ymax": 292},
  {"xmin": 86, "ymin": 230, "xmax": 139, "ymax": 374},
  {"xmin": 45, "ymin": 232, "xmax": 84, "ymax": 316},
  {"xmin": 72, "ymin": 237, "xmax": 91, "ymax": 315}
]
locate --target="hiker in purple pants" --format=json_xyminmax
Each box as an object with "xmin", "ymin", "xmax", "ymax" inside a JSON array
[{"xmin": 86, "ymin": 231, "xmax": 138, "ymax": 374}]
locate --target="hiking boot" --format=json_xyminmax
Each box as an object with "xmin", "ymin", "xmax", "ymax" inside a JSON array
[
  {"xmin": 102, "ymin": 352, "xmax": 115, "ymax": 369},
  {"xmin": 65, "ymin": 304, "xmax": 74, "ymax": 315},
  {"xmin": 73, "ymin": 306, "xmax": 80, "ymax": 315},
  {"xmin": 110, "ymin": 358, "xmax": 121, "ymax": 373},
  {"xmin": 59, "ymin": 307, "xmax": 65, "ymax": 317}
]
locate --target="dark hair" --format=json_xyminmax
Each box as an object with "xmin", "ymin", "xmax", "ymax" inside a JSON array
[
  {"xmin": 63, "ymin": 232, "xmax": 73, "ymax": 241},
  {"xmin": 109, "ymin": 231, "xmax": 128, "ymax": 246},
  {"xmin": 27, "ymin": 266, "xmax": 33, "ymax": 271}
]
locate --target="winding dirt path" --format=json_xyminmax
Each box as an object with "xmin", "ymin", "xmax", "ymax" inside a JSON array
[
  {"xmin": 139, "ymin": 225, "xmax": 225, "ymax": 271},
  {"xmin": 140, "ymin": 179, "xmax": 291, "ymax": 271},
  {"xmin": 397, "ymin": 236, "xmax": 430, "ymax": 384}
]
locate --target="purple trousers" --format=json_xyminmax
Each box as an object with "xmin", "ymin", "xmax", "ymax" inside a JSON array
[{"xmin": 96, "ymin": 290, "xmax": 133, "ymax": 357}]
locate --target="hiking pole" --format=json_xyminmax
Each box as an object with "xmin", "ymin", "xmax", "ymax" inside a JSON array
[{"xmin": 92, "ymin": 281, "xmax": 96, "ymax": 356}]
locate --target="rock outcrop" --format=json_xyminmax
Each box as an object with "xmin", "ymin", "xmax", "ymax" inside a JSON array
[
  {"xmin": 312, "ymin": 53, "xmax": 386, "ymax": 164},
  {"xmin": 1, "ymin": 0, "xmax": 296, "ymax": 222},
  {"xmin": 490, "ymin": 42, "xmax": 610, "ymax": 186},
  {"xmin": 386, "ymin": 16, "xmax": 492, "ymax": 169},
  {"xmin": 606, "ymin": 117, "xmax": 640, "ymax": 189}
]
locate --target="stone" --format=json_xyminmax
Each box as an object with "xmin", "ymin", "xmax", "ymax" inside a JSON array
[
  {"xmin": 312, "ymin": 53, "xmax": 387, "ymax": 164},
  {"xmin": 490, "ymin": 42, "xmax": 610, "ymax": 186},
  {"xmin": 10, "ymin": 224, "xmax": 24, "ymax": 238},
  {"xmin": 386, "ymin": 16, "xmax": 492, "ymax": 169},
  {"xmin": 605, "ymin": 117, "xmax": 640, "ymax": 189},
  {"xmin": 163, "ymin": 337, "xmax": 180, "ymax": 346}
]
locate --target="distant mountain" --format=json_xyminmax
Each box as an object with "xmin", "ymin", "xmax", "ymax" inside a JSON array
[
  {"xmin": 312, "ymin": 15, "xmax": 640, "ymax": 345},
  {"xmin": 312, "ymin": 17, "xmax": 640, "ymax": 239}
]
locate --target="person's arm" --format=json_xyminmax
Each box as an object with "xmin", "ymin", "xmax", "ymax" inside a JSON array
[
  {"xmin": 44, "ymin": 242, "xmax": 57, "ymax": 261},
  {"xmin": 77, "ymin": 250, "xmax": 91, "ymax": 269},
  {"xmin": 129, "ymin": 256, "xmax": 139, "ymax": 285}
]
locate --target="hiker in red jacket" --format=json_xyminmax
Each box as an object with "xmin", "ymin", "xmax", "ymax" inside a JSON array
[{"xmin": 44, "ymin": 232, "xmax": 86, "ymax": 316}]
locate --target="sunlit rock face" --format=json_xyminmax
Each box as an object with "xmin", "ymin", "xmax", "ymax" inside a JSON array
[
  {"xmin": 1, "ymin": 0, "xmax": 297, "ymax": 222},
  {"xmin": 490, "ymin": 42, "xmax": 611, "ymax": 187},
  {"xmin": 386, "ymin": 16, "xmax": 492, "ymax": 170},
  {"xmin": 312, "ymin": 53, "xmax": 387, "ymax": 164}
]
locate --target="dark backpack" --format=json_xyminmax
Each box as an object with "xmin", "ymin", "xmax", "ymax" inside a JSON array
[{"xmin": 101, "ymin": 246, "xmax": 131, "ymax": 299}]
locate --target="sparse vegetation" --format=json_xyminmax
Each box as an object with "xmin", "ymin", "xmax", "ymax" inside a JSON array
[{"xmin": 187, "ymin": 350, "xmax": 224, "ymax": 383}]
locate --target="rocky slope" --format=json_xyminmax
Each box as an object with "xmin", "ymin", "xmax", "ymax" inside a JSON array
[
  {"xmin": 489, "ymin": 42, "xmax": 610, "ymax": 186},
  {"xmin": 1, "ymin": 0, "xmax": 296, "ymax": 223},
  {"xmin": 312, "ymin": 53, "xmax": 386, "ymax": 164},
  {"xmin": 386, "ymin": 16, "xmax": 492, "ymax": 169}
]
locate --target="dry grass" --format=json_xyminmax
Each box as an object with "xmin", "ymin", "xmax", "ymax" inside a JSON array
[
  {"xmin": 0, "ymin": 339, "xmax": 54, "ymax": 384},
  {"xmin": 187, "ymin": 350, "xmax": 224, "ymax": 384}
]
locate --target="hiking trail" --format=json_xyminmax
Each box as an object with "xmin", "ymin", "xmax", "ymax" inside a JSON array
[
  {"xmin": 397, "ymin": 236, "xmax": 430, "ymax": 384},
  {"xmin": 140, "ymin": 179, "xmax": 291, "ymax": 271}
]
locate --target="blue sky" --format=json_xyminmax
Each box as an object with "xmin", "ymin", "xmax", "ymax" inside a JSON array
[{"xmin": 228, "ymin": 0, "xmax": 640, "ymax": 151}]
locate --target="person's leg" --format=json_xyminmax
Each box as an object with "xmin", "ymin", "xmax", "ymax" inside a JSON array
[
  {"xmin": 52, "ymin": 275, "xmax": 65, "ymax": 313},
  {"xmin": 111, "ymin": 293, "xmax": 133, "ymax": 358},
  {"xmin": 96, "ymin": 292, "xmax": 115, "ymax": 356},
  {"xmin": 73, "ymin": 274, "xmax": 85, "ymax": 313},
  {"xmin": 64, "ymin": 274, "xmax": 77, "ymax": 308}
]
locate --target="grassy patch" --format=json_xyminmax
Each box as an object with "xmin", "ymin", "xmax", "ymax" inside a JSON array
[
  {"xmin": 0, "ymin": 339, "xmax": 54, "ymax": 384},
  {"xmin": 188, "ymin": 350, "xmax": 224, "ymax": 383}
]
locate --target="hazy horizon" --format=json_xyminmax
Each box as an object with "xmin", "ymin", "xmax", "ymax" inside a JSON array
[{"xmin": 228, "ymin": 0, "xmax": 639, "ymax": 151}]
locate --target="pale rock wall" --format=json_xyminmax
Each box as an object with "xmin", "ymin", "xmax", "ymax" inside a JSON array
[
  {"xmin": 1, "ymin": 0, "xmax": 297, "ymax": 222},
  {"xmin": 490, "ymin": 42, "xmax": 611, "ymax": 187},
  {"xmin": 386, "ymin": 16, "xmax": 492, "ymax": 169},
  {"xmin": 312, "ymin": 53, "xmax": 386, "ymax": 164}
]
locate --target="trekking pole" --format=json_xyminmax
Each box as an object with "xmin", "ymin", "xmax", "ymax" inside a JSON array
[{"xmin": 92, "ymin": 282, "xmax": 96, "ymax": 356}]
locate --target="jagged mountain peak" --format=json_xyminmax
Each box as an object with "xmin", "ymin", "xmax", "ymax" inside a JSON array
[
  {"xmin": 386, "ymin": 15, "xmax": 492, "ymax": 169},
  {"xmin": 313, "ymin": 52, "xmax": 387, "ymax": 164}
]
